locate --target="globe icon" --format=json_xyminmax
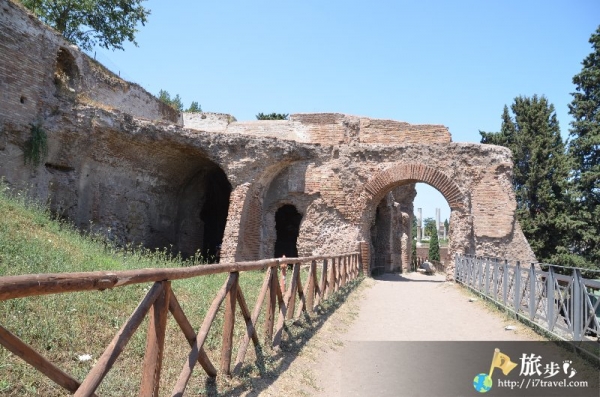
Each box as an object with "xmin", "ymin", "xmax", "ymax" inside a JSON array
[{"xmin": 473, "ymin": 373, "xmax": 493, "ymax": 393}]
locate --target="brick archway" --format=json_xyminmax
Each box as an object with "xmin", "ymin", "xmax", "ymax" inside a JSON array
[
  {"xmin": 363, "ymin": 163, "xmax": 466, "ymax": 210},
  {"xmin": 361, "ymin": 163, "xmax": 470, "ymax": 277}
]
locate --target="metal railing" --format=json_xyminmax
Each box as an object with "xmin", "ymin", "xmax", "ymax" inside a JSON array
[{"xmin": 454, "ymin": 255, "xmax": 600, "ymax": 342}]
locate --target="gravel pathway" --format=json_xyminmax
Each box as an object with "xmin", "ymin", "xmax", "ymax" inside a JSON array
[
  {"xmin": 253, "ymin": 272, "xmax": 544, "ymax": 396},
  {"xmin": 314, "ymin": 272, "xmax": 544, "ymax": 396}
]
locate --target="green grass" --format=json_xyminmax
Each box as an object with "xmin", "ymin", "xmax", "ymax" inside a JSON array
[
  {"xmin": 0, "ymin": 182, "xmax": 363, "ymax": 395},
  {"xmin": 0, "ymin": 183, "xmax": 265, "ymax": 395}
]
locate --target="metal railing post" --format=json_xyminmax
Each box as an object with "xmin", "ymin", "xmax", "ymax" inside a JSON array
[
  {"xmin": 493, "ymin": 258, "xmax": 499, "ymax": 301},
  {"xmin": 547, "ymin": 266, "xmax": 555, "ymax": 331},
  {"xmin": 514, "ymin": 261, "xmax": 521, "ymax": 313},
  {"xmin": 454, "ymin": 255, "xmax": 459, "ymax": 281},
  {"xmin": 502, "ymin": 259, "xmax": 509, "ymax": 306},
  {"xmin": 484, "ymin": 257, "xmax": 490, "ymax": 296},
  {"xmin": 469, "ymin": 256, "xmax": 475, "ymax": 287},
  {"xmin": 529, "ymin": 263, "xmax": 536, "ymax": 321},
  {"xmin": 572, "ymin": 269, "xmax": 582, "ymax": 341}
]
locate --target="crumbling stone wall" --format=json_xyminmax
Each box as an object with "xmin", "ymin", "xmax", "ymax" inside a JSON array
[
  {"xmin": 0, "ymin": 0, "xmax": 536, "ymax": 279},
  {"xmin": 184, "ymin": 112, "xmax": 451, "ymax": 146},
  {"xmin": 0, "ymin": 0, "xmax": 177, "ymax": 133}
]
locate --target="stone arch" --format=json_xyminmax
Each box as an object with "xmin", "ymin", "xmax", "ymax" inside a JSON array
[
  {"xmin": 364, "ymin": 163, "xmax": 466, "ymax": 211},
  {"xmin": 361, "ymin": 163, "xmax": 473, "ymax": 276},
  {"xmin": 220, "ymin": 159, "xmax": 304, "ymax": 262}
]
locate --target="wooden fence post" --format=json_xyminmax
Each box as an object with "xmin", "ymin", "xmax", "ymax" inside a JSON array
[
  {"xmin": 140, "ymin": 281, "xmax": 171, "ymax": 396},
  {"xmin": 359, "ymin": 241, "xmax": 369, "ymax": 275},
  {"xmin": 234, "ymin": 267, "xmax": 272, "ymax": 375},
  {"xmin": 286, "ymin": 264, "xmax": 300, "ymax": 320},
  {"xmin": 331, "ymin": 257, "xmax": 338, "ymax": 293},
  {"xmin": 0, "ymin": 325, "xmax": 84, "ymax": 394},
  {"xmin": 321, "ymin": 259, "xmax": 329, "ymax": 301},
  {"xmin": 306, "ymin": 260, "xmax": 316, "ymax": 313},
  {"xmin": 172, "ymin": 273, "xmax": 238, "ymax": 395},
  {"xmin": 76, "ymin": 283, "xmax": 164, "ymax": 397},
  {"xmin": 220, "ymin": 272, "xmax": 239, "ymax": 376},
  {"xmin": 264, "ymin": 267, "xmax": 277, "ymax": 344}
]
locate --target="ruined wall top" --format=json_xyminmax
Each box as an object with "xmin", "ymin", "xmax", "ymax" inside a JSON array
[
  {"xmin": 0, "ymin": 0, "xmax": 178, "ymax": 128},
  {"xmin": 183, "ymin": 112, "xmax": 452, "ymax": 145}
]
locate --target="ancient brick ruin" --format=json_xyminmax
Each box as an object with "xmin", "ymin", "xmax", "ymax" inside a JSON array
[{"xmin": 0, "ymin": 0, "xmax": 535, "ymax": 278}]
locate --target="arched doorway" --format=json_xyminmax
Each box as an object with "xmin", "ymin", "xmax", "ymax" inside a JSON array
[
  {"xmin": 274, "ymin": 204, "xmax": 302, "ymax": 258},
  {"xmin": 176, "ymin": 166, "xmax": 232, "ymax": 262},
  {"xmin": 199, "ymin": 168, "xmax": 231, "ymax": 261},
  {"xmin": 370, "ymin": 184, "xmax": 416, "ymax": 275},
  {"xmin": 362, "ymin": 163, "xmax": 469, "ymax": 277}
]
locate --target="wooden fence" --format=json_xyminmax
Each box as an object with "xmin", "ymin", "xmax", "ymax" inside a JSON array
[{"xmin": 0, "ymin": 252, "xmax": 362, "ymax": 396}]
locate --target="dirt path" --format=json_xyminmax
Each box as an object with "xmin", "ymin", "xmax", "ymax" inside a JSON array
[{"xmin": 254, "ymin": 272, "xmax": 544, "ymax": 396}]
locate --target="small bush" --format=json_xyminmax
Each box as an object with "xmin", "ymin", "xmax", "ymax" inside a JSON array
[{"xmin": 23, "ymin": 122, "xmax": 48, "ymax": 167}]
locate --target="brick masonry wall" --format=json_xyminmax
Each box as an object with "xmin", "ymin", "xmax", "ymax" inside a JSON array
[
  {"xmin": 0, "ymin": 0, "xmax": 176, "ymax": 133},
  {"xmin": 0, "ymin": 1, "xmax": 536, "ymax": 278},
  {"xmin": 184, "ymin": 112, "xmax": 452, "ymax": 146}
]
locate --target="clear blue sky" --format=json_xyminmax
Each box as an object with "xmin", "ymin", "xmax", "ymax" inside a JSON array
[{"xmin": 90, "ymin": 0, "xmax": 599, "ymax": 224}]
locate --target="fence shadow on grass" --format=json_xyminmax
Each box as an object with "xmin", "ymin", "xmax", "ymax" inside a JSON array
[{"xmin": 217, "ymin": 277, "xmax": 364, "ymax": 396}]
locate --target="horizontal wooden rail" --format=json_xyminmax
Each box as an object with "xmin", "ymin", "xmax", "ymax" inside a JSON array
[
  {"xmin": 0, "ymin": 253, "xmax": 358, "ymax": 301},
  {"xmin": 0, "ymin": 251, "xmax": 363, "ymax": 396}
]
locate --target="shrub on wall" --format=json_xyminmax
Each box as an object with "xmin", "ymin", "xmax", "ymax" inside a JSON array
[{"xmin": 24, "ymin": 122, "xmax": 48, "ymax": 167}]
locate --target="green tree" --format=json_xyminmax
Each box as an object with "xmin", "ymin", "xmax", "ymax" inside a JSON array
[
  {"xmin": 256, "ymin": 112, "xmax": 289, "ymax": 120},
  {"xmin": 171, "ymin": 94, "xmax": 183, "ymax": 112},
  {"xmin": 20, "ymin": 0, "xmax": 150, "ymax": 51},
  {"xmin": 423, "ymin": 217, "xmax": 437, "ymax": 238},
  {"xmin": 158, "ymin": 90, "xmax": 183, "ymax": 112},
  {"xmin": 480, "ymin": 95, "xmax": 575, "ymax": 265},
  {"xmin": 187, "ymin": 101, "xmax": 202, "ymax": 113},
  {"xmin": 428, "ymin": 230, "xmax": 440, "ymax": 261},
  {"xmin": 567, "ymin": 26, "xmax": 600, "ymax": 267},
  {"xmin": 444, "ymin": 218, "xmax": 449, "ymax": 233}
]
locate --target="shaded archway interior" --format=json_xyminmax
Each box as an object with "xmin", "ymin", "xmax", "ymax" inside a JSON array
[
  {"xmin": 175, "ymin": 164, "xmax": 232, "ymax": 262},
  {"xmin": 274, "ymin": 204, "xmax": 302, "ymax": 258},
  {"xmin": 370, "ymin": 184, "xmax": 416, "ymax": 275},
  {"xmin": 364, "ymin": 164, "xmax": 466, "ymax": 276}
]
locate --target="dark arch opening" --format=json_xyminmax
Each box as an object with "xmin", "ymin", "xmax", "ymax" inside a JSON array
[
  {"xmin": 200, "ymin": 168, "xmax": 231, "ymax": 261},
  {"xmin": 175, "ymin": 166, "xmax": 231, "ymax": 262},
  {"xmin": 274, "ymin": 204, "xmax": 302, "ymax": 258}
]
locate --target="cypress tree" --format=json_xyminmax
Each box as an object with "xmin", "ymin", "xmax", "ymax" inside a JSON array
[
  {"xmin": 480, "ymin": 95, "xmax": 574, "ymax": 264},
  {"xmin": 429, "ymin": 231, "xmax": 440, "ymax": 261},
  {"xmin": 567, "ymin": 26, "xmax": 600, "ymax": 267}
]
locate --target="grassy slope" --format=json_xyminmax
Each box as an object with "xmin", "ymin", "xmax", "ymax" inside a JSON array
[{"xmin": 0, "ymin": 184, "xmax": 269, "ymax": 395}]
